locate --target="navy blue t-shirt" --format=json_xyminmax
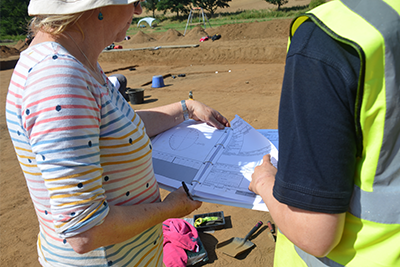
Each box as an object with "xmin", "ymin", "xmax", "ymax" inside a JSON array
[{"xmin": 274, "ymin": 20, "xmax": 360, "ymax": 214}]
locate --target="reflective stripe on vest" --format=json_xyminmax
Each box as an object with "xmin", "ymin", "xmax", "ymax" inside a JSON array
[
  {"xmin": 280, "ymin": 1, "xmax": 400, "ymax": 266},
  {"xmin": 295, "ymin": 246, "xmax": 344, "ymax": 267},
  {"xmin": 341, "ymin": 0, "xmax": 400, "ymax": 225},
  {"xmin": 274, "ymin": 231, "xmax": 346, "ymax": 267},
  {"xmin": 291, "ymin": 0, "xmax": 400, "ymax": 225}
]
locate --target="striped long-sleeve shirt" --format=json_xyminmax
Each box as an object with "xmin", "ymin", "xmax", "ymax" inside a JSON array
[{"xmin": 6, "ymin": 42, "xmax": 163, "ymax": 266}]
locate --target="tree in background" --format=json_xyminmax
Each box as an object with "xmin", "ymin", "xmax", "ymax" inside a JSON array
[
  {"xmin": 0, "ymin": 0, "xmax": 30, "ymax": 37},
  {"xmin": 264, "ymin": 0, "xmax": 289, "ymax": 10},
  {"xmin": 157, "ymin": 0, "xmax": 191, "ymax": 18},
  {"xmin": 191, "ymin": 0, "xmax": 232, "ymax": 17},
  {"xmin": 309, "ymin": 0, "xmax": 326, "ymax": 9},
  {"xmin": 141, "ymin": 0, "xmax": 159, "ymax": 18}
]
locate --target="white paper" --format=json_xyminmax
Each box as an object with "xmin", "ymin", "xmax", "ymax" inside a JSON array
[{"xmin": 152, "ymin": 115, "xmax": 278, "ymax": 211}]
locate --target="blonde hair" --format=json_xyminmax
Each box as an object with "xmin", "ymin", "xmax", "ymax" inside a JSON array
[{"xmin": 29, "ymin": 13, "xmax": 84, "ymax": 36}]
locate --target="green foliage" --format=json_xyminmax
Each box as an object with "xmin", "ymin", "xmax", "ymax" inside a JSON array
[
  {"xmin": 192, "ymin": 0, "xmax": 232, "ymax": 16},
  {"xmin": 224, "ymin": 7, "xmax": 304, "ymax": 20},
  {"xmin": 0, "ymin": 0, "xmax": 30, "ymax": 37},
  {"xmin": 309, "ymin": 0, "xmax": 326, "ymax": 9},
  {"xmin": 264, "ymin": 0, "xmax": 289, "ymax": 10},
  {"xmin": 157, "ymin": 0, "xmax": 191, "ymax": 18},
  {"xmin": 1, "ymin": 0, "xmax": 313, "ymax": 40},
  {"xmin": 141, "ymin": 0, "xmax": 159, "ymax": 18},
  {"xmin": 128, "ymin": 5, "xmax": 310, "ymax": 36}
]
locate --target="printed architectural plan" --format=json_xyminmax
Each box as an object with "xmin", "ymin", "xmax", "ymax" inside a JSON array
[{"xmin": 151, "ymin": 115, "xmax": 278, "ymax": 211}]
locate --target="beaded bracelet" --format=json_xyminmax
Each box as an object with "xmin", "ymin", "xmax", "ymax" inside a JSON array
[{"xmin": 181, "ymin": 100, "xmax": 190, "ymax": 121}]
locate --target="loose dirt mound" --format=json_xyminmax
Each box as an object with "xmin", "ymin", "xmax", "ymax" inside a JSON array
[
  {"xmin": 14, "ymin": 40, "xmax": 29, "ymax": 51},
  {"xmin": 100, "ymin": 19, "xmax": 291, "ymax": 66},
  {"xmin": 158, "ymin": 28, "xmax": 183, "ymax": 42},
  {"xmin": 128, "ymin": 30, "xmax": 156, "ymax": 44},
  {"xmin": 184, "ymin": 26, "xmax": 209, "ymax": 41},
  {"xmin": 0, "ymin": 19, "xmax": 292, "ymax": 69},
  {"xmin": 205, "ymin": 19, "xmax": 292, "ymax": 41},
  {"xmin": 0, "ymin": 45, "xmax": 20, "ymax": 58}
]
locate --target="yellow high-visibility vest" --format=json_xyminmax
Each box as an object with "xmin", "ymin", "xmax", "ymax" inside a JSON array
[{"xmin": 275, "ymin": 0, "xmax": 400, "ymax": 266}]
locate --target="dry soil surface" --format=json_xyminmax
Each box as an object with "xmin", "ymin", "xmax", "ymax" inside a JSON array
[{"xmin": 0, "ymin": 1, "xmax": 310, "ymax": 266}]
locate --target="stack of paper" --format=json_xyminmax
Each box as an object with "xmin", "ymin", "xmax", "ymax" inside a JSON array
[{"xmin": 151, "ymin": 115, "xmax": 278, "ymax": 211}]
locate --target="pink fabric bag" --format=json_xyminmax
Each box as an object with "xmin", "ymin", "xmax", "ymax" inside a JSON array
[{"xmin": 162, "ymin": 219, "xmax": 200, "ymax": 267}]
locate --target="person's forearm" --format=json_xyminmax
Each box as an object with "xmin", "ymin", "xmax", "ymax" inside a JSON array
[
  {"xmin": 137, "ymin": 100, "xmax": 229, "ymax": 137},
  {"xmin": 136, "ymin": 101, "xmax": 184, "ymax": 137},
  {"xmin": 67, "ymin": 187, "xmax": 200, "ymax": 254},
  {"xmin": 66, "ymin": 202, "xmax": 171, "ymax": 253},
  {"xmin": 260, "ymin": 181, "xmax": 346, "ymax": 257},
  {"xmin": 66, "ymin": 200, "xmax": 192, "ymax": 253}
]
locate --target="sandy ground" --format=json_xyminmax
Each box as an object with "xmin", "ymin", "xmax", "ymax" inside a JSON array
[{"xmin": 0, "ymin": 0, "xmax": 310, "ymax": 266}]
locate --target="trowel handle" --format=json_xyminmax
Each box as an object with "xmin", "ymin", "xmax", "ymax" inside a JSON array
[{"xmin": 244, "ymin": 221, "xmax": 263, "ymax": 241}]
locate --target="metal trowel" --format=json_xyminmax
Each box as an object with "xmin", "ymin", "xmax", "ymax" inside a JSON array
[{"xmin": 216, "ymin": 221, "xmax": 263, "ymax": 257}]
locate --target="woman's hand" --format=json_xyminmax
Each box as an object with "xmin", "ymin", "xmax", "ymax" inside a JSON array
[
  {"xmin": 249, "ymin": 154, "xmax": 277, "ymax": 196},
  {"xmin": 186, "ymin": 100, "xmax": 230, "ymax": 130},
  {"xmin": 136, "ymin": 100, "xmax": 230, "ymax": 137},
  {"xmin": 162, "ymin": 187, "xmax": 202, "ymax": 218}
]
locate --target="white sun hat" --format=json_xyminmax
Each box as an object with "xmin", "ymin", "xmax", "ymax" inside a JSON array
[{"xmin": 28, "ymin": 0, "xmax": 140, "ymax": 16}]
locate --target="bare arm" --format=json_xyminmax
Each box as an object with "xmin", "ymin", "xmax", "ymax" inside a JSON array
[
  {"xmin": 136, "ymin": 100, "xmax": 230, "ymax": 137},
  {"xmin": 67, "ymin": 100, "xmax": 228, "ymax": 253},
  {"xmin": 249, "ymin": 154, "xmax": 346, "ymax": 257},
  {"xmin": 67, "ymin": 187, "xmax": 201, "ymax": 254}
]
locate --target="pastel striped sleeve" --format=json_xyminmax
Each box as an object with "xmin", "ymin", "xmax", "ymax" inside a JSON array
[{"xmin": 22, "ymin": 54, "xmax": 109, "ymax": 238}]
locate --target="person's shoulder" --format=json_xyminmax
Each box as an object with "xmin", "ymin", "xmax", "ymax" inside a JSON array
[
  {"xmin": 289, "ymin": 19, "xmax": 360, "ymax": 77},
  {"xmin": 25, "ymin": 42, "xmax": 89, "ymax": 79},
  {"xmin": 23, "ymin": 42, "xmax": 98, "ymax": 98},
  {"xmin": 292, "ymin": 19, "xmax": 320, "ymax": 41},
  {"xmin": 289, "ymin": 19, "xmax": 335, "ymax": 57}
]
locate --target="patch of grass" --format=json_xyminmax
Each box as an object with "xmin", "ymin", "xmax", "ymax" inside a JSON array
[
  {"xmin": 2, "ymin": 4, "xmax": 313, "ymax": 42},
  {"xmin": 309, "ymin": 0, "xmax": 326, "ymax": 9},
  {"xmin": 0, "ymin": 35, "xmax": 25, "ymax": 46},
  {"xmin": 128, "ymin": 5, "xmax": 310, "ymax": 36}
]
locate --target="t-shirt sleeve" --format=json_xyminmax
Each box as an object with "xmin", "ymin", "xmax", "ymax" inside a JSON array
[
  {"xmin": 274, "ymin": 20, "xmax": 360, "ymax": 213},
  {"xmin": 22, "ymin": 54, "xmax": 109, "ymax": 238}
]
